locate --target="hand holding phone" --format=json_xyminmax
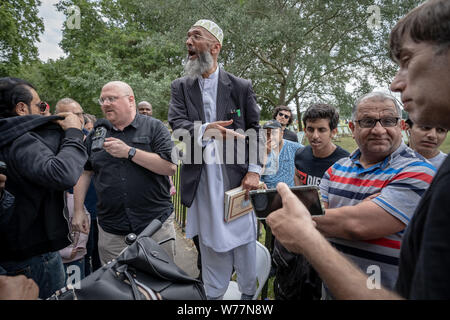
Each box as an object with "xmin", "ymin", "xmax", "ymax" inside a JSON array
[{"xmin": 249, "ymin": 185, "xmax": 325, "ymax": 219}]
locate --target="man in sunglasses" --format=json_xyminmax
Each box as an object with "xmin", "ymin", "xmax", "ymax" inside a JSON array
[
  {"xmin": 313, "ymin": 92, "xmax": 435, "ymax": 296},
  {"xmin": 0, "ymin": 77, "xmax": 88, "ymax": 299},
  {"xmin": 273, "ymin": 105, "xmax": 299, "ymax": 143}
]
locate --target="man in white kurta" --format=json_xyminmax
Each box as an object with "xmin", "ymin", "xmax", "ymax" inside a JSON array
[
  {"xmin": 168, "ymin": 20, "xmax": 262, "ymax": 300},
  {"xmin": 187, "ymin": 67, "xmax": 258, "ymax": 299}
]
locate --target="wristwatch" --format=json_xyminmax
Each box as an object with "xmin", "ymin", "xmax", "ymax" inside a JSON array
[{"xmin": 128, "ymin": 147, "xmax": 136, "ymax": 161}]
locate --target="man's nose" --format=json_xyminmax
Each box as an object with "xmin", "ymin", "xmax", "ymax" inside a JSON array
[{"xmin": 390, "ymin": 69, "xmax": 406, "ymax": 92}]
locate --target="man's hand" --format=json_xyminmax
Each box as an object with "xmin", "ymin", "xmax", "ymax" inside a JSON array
[
  {"xmin": 266, "ymin": 182, "xmax": 319, "ymax": 255},
  {"xmin": 0, "ymin": 275, "xmax": 39, "ymax": 300},
  {"xmin": 72, "ymin": 210, "xmax": 90, "ymax": 234},
  {"xmin": 55, "ymin": 112, "xmax": 83, "ymax": 131},
  {"xmin": 103, "ymin": 137, "xmax": 131, "ymax": 159},
  {"xmin": 241, "ymin": 171, "xmax": 260, "ymax": 200},
  {"xmin": 204, "ymin": 120, "xmax": 246, "ymax": 140}
]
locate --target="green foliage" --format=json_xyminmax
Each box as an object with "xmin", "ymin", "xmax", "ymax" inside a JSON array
[
  {"xmin": 4, "ymin": 0, "xmax": 423, "ymax": 123},
  {"xmin": 0, "ymin": 0, "xmax": 44, "ymax": 76}
]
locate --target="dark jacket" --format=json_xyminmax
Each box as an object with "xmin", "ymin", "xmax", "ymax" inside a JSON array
[
  {"xmin": 168, "ymin": 69, "xmax": 261, "ymax": 207},
  {"xmin": 283, "ymin": 128, "xmax": 299, "ymax": 143},
  {"xmin": 0, "ymin": 115, "xmax": 88, "ymax": 261}
]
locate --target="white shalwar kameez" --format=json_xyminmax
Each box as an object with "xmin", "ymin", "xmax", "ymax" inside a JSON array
[{"xmin": 185, "ymin": 67, "xmax": 257, "ymax": 299}]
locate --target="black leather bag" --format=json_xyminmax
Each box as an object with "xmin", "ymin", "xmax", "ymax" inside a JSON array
[{"xmin": 49, "ymin": 220, "xmax": 206, "ymax": 300}]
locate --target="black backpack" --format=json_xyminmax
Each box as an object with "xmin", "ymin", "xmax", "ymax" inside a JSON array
[{"xmin": 49, "ymin": 220, "xmax": 206, "ymax": 300}]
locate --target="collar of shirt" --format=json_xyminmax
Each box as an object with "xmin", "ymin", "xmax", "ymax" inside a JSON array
[
  {"xmin": 112, "ymin": 114, "xmax": 140, "ymax": 132},
  {"xmin": 350, "ymin": 142, "xmax": 407, "ymax": 170},
  {"xmin": 198, "ymin": 66, "xmax": 219, "ymax": 93}
]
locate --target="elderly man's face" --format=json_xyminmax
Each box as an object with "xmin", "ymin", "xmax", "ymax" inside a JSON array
[
  {"xmin": 186, "ymin": 26, "xmax": 216, "ymax": 59},
  {"xmin": 349, "ymin": 98, "xmax": 403, "ymax": 162},
  {"xmin": 390, "ymin": 36, "xmax": 450, "ymax": 130},
  {"xmin": 100, "ymin": 84, "xmax": 134, "ymax": 127},
  {"xmin": 57, "ymin": 102, "xmax": 85, "ymax": 128}
]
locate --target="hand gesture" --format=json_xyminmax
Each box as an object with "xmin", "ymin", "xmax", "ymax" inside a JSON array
[
  {"xmin": 103, "ymin": 137, "xmax": 131, "ymax": 159},
  {"xmin": 204, "ymin": 120, "xmax": 246, "ymax": 140}
]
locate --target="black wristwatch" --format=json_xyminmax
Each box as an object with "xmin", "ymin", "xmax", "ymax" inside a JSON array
[{"xmin": 128, "ymin": 147, "xmax": 136, "ymax": 161}]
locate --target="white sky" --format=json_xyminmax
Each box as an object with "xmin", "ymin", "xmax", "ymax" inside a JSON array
[{"xmin": 37, "ymin": 0, "xmax": 66, "ymax": 61}]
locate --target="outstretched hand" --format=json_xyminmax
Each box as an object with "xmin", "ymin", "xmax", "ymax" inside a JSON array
[{"xmin": 204, "ymin": 120, "xmax": 246, "ymax": 140}]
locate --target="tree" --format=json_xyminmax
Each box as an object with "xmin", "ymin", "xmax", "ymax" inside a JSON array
[{"xmin": 0, "ymin": 0, "xmax": 44, "ymax": 76}]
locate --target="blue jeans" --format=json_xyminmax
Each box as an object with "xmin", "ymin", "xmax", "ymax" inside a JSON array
[{"xmin": 0, "ymin": 251, "xmax": 65, "ymax": 299}]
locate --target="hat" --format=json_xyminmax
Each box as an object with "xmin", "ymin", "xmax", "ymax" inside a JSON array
[
  {"xmin": 263, "ymin": 120, "xmax": 282, "ymax": 129},
  {"xmin": 193, "ymin": 19, "xmax": 223, "ymax": 45}
]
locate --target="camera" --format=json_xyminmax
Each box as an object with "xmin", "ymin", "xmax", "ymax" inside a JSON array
[{"xmin": 249, "ymin": 185, "xmax": 325, "ymax": 219}]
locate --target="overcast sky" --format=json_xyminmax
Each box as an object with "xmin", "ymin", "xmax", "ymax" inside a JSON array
[{"xmin": 37, "ymin": 0, "xmax": 66, "ymax": 61}]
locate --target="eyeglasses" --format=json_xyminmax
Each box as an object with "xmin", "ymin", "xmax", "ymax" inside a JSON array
[
  {"xmin": 37, "ymin": 101, "xmax": 49, "ymax": 112},
  {"xmin": 98, "ymin": 95, "xmax": 129, "ymax": 105},
  {"xmin": 277, "ymin": 112, "xmax": 290, "ymax": 120},
  {"xmin": 355, "ymin": 117, "xmax": 400, "ymax": 128}
]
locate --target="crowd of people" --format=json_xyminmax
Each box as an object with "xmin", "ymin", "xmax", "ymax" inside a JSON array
[{"xmin": 1, "ymin": 0, "xmax": 450, "ymax": 301}]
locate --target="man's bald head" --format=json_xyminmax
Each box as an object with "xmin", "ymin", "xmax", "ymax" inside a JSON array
[
  {"xmin": 137, "ymin": 101, "xmax": 152, "ymax": 116},
  {"xmin": 102, "ymin": 81, "xmax": 135, "ymax": 107},
  {"xmin": 55, "ymin": 98, "xmax": 84, "ymax": 128}
]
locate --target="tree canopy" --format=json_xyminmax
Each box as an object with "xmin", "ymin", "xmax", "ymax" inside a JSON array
[
  {"xmin": 0, "ymin": 0, "xmax": 44, "ymax": 76},
  {"xmin": 3, "ymin": 0, "xmax": 421, "ymax": 124}
]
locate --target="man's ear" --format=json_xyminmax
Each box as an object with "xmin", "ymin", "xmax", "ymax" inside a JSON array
[
  {"xmin": 330, "ymin": 127, "xmax": 338, "ymax": 138},
  {"xmin": 210, "ymin": 42, "xmax": 222, "ymax": 56},
  {"xmin": 15, "ymin": 102, "xmax": 29, "ymax": 116},
  {"xmin": 348, "ymin": 121, "xmax": 356, "ymax": 138}
]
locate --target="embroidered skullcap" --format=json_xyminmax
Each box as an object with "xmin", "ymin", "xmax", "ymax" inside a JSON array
[{"xmin": 193, "ymin": 19, "xmax": 223, "ymax": 45}]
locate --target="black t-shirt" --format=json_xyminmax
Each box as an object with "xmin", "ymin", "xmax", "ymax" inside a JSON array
[
  {"xmin": 294, "ymin": 145, "xmax": 350, "ymax": 187},
  {"xmin": 396, "ymin": 156, "xmax": 450, "ymax": 299},
  {"xmin": 85, "ymin": 114, "xmax": 174, "ymax": 235}
]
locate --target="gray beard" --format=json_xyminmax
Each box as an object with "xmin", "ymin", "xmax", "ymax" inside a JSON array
[{"xmin": 184, "ymin": 51, "xmax": 214, "ymax": 79}]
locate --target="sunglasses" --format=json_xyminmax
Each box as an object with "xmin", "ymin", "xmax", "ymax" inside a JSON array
[
  {"xmin": 37, "ymin": 101, "xmax": 49, "ymax": 112},
  {"xmin": 277, "ymin": 112, "xmax": 290, "ymax": 120}
]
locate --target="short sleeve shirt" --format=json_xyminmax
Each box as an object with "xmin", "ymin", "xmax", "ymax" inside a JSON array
[
  {"xmin": 84, "ymin": 114, "xmax": 175, "ymax": 235},
  {"xmin": 319, "ymin": 143, "xmax": 436, "ymax": 289}
]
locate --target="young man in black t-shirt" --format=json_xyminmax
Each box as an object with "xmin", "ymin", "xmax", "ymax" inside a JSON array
[{"xmin": 273, "ymin": 103, "xmax": 349, "ymax": 300}]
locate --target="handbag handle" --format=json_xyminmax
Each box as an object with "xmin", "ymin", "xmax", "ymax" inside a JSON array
[{"xmin": 137, "ymin": 219, "xmax": 162, "ymax": 239}]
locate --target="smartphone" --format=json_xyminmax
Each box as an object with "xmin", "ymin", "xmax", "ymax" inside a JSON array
[
  {"xmin": 249, "ymin": 185, "xmax": 325, "ymax": 219},
  {"xmin": 0, "ymin": 161, "xmax": 6, "ymax": 175}
]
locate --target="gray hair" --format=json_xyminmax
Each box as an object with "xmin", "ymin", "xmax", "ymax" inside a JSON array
[
  {"xmin": 352, "ymin": 92, "xmax": 402, "ymax": 120},
  {"xmin": 55, "ymin": 97, "xmax": 82, "ymax": 113},
  {"xmin": 84, "ymin": 113, "xmax": 97, "ymax": 124}
]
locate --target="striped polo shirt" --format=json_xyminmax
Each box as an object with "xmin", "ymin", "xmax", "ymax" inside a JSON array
[{"xmin": 319, "ymin": 142, "xmax": 436, "ymax": 289}]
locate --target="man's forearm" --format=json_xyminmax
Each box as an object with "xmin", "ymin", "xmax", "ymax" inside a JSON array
[
  {"xmin": 132, "ymin": 149, "xmax": 177, "ymax": 176},
  {"xmin": 303, "ymin": 231, "xmax": 402, "ymax": 300},
  {"xmin": 73, "ymin": 170, "xmax": 93, "ymax": 212}
]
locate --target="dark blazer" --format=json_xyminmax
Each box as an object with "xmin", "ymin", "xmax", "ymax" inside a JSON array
[{"xmin": 168, "ymin": 69, "xmax": 261, "ymax": 207}]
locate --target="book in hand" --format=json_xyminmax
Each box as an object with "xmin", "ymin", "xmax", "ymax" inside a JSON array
[{"xmin": 224, "ymin": 182, "xmax": 265, "ymax": 223}]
